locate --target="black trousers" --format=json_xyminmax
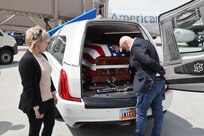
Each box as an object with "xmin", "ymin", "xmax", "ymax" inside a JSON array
[{"xmin": 26, "ymin": 99, "xmax": 55, "ymax": 136}]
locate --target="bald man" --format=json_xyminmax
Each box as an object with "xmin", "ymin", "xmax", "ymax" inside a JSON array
[{"xmin": 119, "ymin": 36, "xmax": 166, "ymax": 136}]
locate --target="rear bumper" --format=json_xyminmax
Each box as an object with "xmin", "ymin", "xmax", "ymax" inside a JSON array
[
  {"xmin": 56, "ymin": 97, "xmax": 136, "ymax": 127},
  {"xmin": 56, "ymin": 90, "xmax": 173, "ymax": 128},
  {"xmin": 73, "ymin": 110, "xmax": 168, "ymax": 128}
]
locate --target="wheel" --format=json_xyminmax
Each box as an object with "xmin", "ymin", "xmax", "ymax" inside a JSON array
[
  {"xmin": 187, "ymin": 40, "xmax": 199, "ymax": 47},
  {"xmin": 0, "ymin": 50, "xmax": 13, "ymax": 65}
]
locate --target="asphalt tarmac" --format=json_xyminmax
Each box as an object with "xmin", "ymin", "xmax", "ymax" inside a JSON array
[{"xmin": 0, "ymin": 46, "xmax": 204, "ymax": 136}]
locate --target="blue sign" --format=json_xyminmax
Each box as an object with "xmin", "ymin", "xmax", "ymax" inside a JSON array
[{"xmin": 48, "ymin": 8, "xmax": 97, "ymax": 36}]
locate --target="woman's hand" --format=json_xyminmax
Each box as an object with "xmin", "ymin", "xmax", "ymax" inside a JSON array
[{"xmin": 34, "ymin": 110, "xmax": 44, "ymax": 119}]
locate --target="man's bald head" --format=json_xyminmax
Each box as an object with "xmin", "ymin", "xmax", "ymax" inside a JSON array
[{"xmin": 119, "ymin": 36, "xmax": 133, "ymax": 52}]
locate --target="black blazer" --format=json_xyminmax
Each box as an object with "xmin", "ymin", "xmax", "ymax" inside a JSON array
[
  {"xmin": 18, "ymin": 50, "xmax": 55, "ymax": 114},
  {"xmin": 129, "ymin": 38, "xmax": 165, "ymax": 92}
]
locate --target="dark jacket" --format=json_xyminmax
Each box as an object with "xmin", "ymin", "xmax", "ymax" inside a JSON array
[
  {"xmin": 129, "ymin": 38, "xmax": 165, "ymax": 92},
  {"xmin": 18, "ymin": 50, "xmax": 55, "ymax": 114}
]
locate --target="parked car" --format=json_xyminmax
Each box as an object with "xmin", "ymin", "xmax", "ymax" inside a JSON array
[
  {"xmin": 0, "ymin": 29, "xmax": 18, "ymax": 64},
  {"xmin": 6, "ymin": 31, "xmax": 25, "ymax": 46},
  {"xmin": 45, "ymin": 19, "xmax": 173, "ymax": 128}
]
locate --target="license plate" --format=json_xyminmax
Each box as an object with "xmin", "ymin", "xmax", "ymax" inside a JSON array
[{"xmin": 119, "ymin": 107, "xmax": 136, "ymax": 120}]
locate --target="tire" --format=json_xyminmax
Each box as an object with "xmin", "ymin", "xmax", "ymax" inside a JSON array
[{"xmin": 0, "ymin": 50, "xmax": 13, "ymax": 65}]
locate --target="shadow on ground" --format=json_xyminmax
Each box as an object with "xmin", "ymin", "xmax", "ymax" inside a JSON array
[{"xmin": 0, "ymin": 121, "xmax": 25, "ymax": 135}]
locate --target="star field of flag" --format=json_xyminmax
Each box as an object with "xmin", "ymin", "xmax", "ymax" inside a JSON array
[{"xmin": 106, "ymin": 44, "xmax": 126, "ymax": 57}]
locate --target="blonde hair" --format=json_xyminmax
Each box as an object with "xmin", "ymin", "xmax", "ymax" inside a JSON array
[{"xmin": 25, "ymin": 26, "xmax": 50, "ymax": 48}]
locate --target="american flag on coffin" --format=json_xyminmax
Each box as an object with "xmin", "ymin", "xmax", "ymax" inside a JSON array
[{"xmin": 82, "ymin": 43, "xmax": 130, "ymax": 78}]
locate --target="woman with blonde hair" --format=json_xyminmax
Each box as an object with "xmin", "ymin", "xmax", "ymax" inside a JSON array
[{"xmin": 18, "ymin": 26, "xmax": 58, "ymax": 136}]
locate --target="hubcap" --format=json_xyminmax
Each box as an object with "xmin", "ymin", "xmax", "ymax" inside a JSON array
[{"xmin": 2, "ymin": 53, "xmax": 11, "ymax": 63}]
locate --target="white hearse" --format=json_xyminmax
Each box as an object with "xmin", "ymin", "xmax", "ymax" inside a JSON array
[
  {"xmin": 45, "ymin": 0, "xmax": 204, "ymax": 128},
  {"xmin": 45, "ymin": 19, "xmax": 173, "ymax": 128}
]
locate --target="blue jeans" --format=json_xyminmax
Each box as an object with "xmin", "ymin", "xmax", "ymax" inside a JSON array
[{"xmin": 135, "ymin": 77, "xmax": 165, "ymax": 136}]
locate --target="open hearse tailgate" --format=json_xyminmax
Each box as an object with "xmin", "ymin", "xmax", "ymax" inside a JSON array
[{"xmin": 159, "ymin": 0, "xmax": 204, "ymax": 92}]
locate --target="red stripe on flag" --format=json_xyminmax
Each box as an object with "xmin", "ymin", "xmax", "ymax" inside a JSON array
[{"xmin": 83, "ymin": 53, "xmax": 96, "ymax": 64}]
